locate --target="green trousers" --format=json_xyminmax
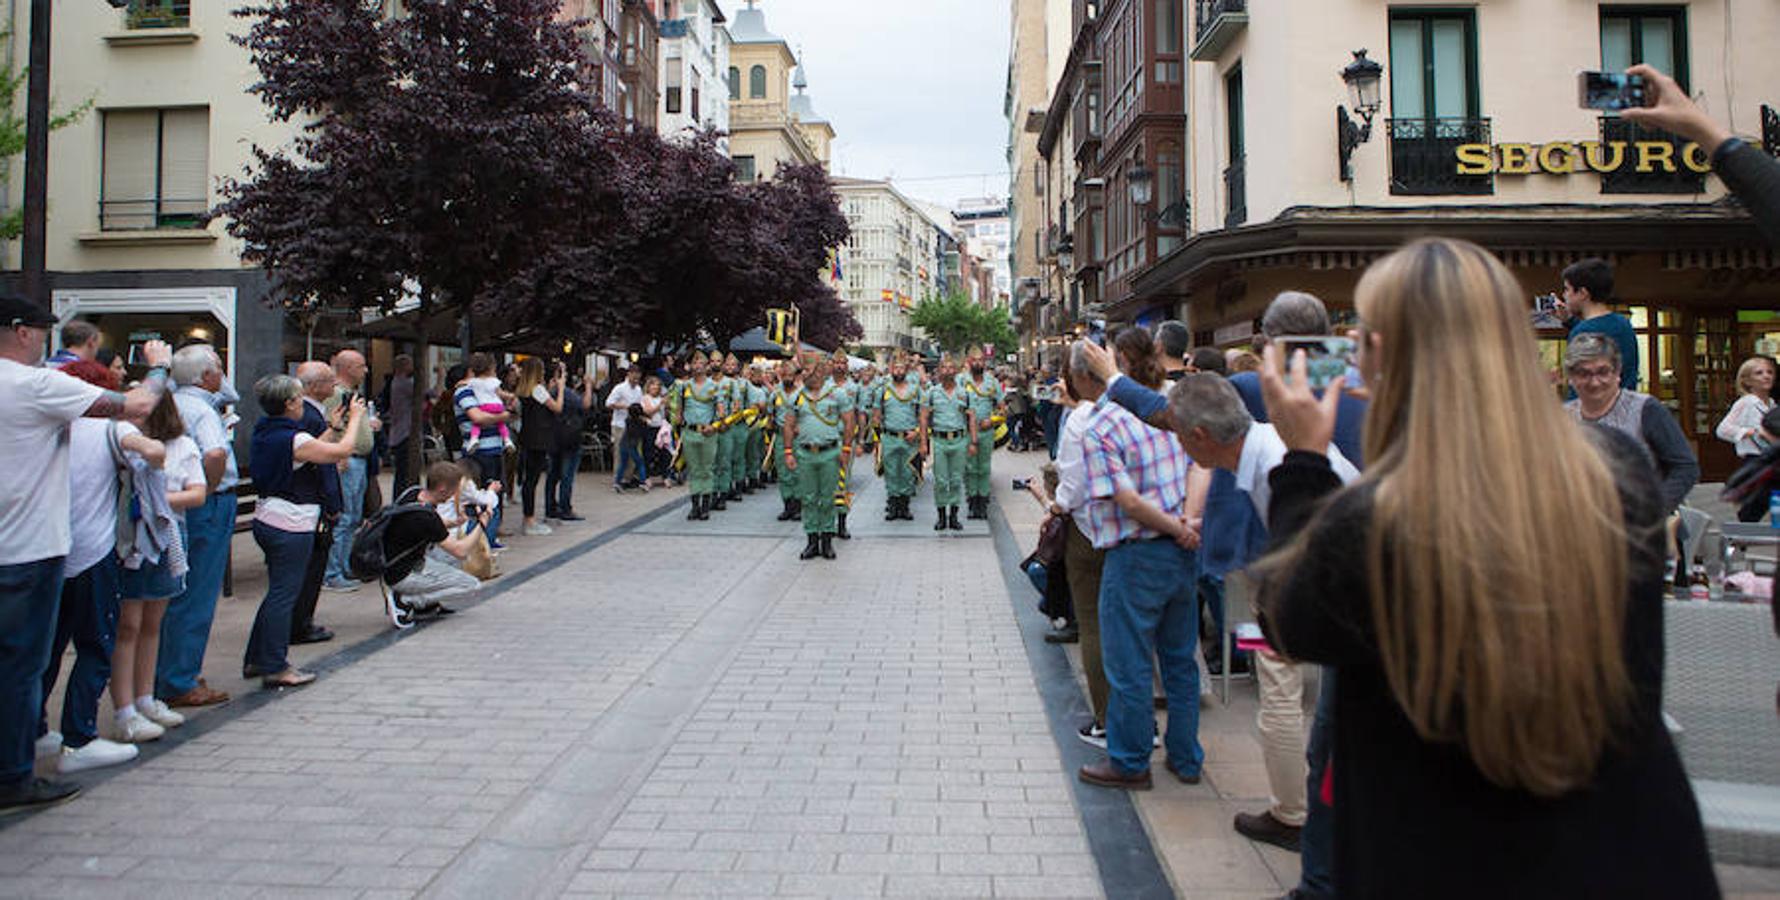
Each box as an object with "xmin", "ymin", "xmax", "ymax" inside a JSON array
[
  {"xmin": 966, "ymin": 431, "xmax": 995, "ymax": 498},
  {"xmin": 775, "ymin": 434, "xmax": 800, "ymax": 501},
  {"xmin": 931, "ymin": 434, "xmax": 967, "ymax": 507},
  {"xmin": 713, "ymin": 426, "xmax": 732, "ymax": 493},
  {"xmin": 726, "ymin": 427, "xmax": 748, "ymax": 488},
  {"xmin": 746, "ymin": 427, "xmax": 765, "ymax": 483},
  {"xmin": 881, "ymin": 432, "xmax": 917, "ymax": 498},
  {"xmin": 682, "ymin": 429, "xmax": 716, "ymax": 495},
  {"xmin": 796, "ymin": 444, "xmax": 840, "ymax": 535}
]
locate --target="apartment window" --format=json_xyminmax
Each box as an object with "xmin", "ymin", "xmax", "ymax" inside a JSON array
[
  {"xmin": 100, "ymin": 107, "xmax": 208, "ymax": 231},
  {"xmin": 1600, "ymin": 6, "xmax": 1688, "ymax": 90},
  {"xmin": 690, "ymin": 78, "xmax": 701, "ymax": 124},
  {"xmin": 125, "ymin": 0, "xmax": 190, "ymax": 29},
  {"xmin": 749, "ymin": 65, "xmax": 767, "ymax": 99},
  {"xmin": 1387, "ymin": 10, "xmax": 1489, "ymax": 195},
  {"xmin": 1155, "ymin": 0, "xmax": 1179, "ymax": 55},
  {"xmin": 727, "ymin": 66, "xmax": 740, "ymax": 100},
  {"xmin": 735, "ymin": 156, "xmax": 757, "ymax": 182},
  {"xmin": 1224, "ymin": 67, "xmax": 1246, "ymax": 226},
  {"xmin": 665, "ymin": 59, "xmax": 683, "ymax": 114}
]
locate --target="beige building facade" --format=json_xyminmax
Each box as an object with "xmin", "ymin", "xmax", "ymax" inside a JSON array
[
  {"xmin": 724, "ymin": 2, "xmax": 830, "ymax": 181},
  {"xmin": 1007, "ymin": 0, "xmax": 1054, "ymax": 357},
  {"xmin": 833, "ymin": 178, "xmax": 947, "ymax": 355}
]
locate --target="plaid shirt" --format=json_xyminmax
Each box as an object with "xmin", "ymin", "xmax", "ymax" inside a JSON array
[{"xmin": 1080, "ymin": 394, "xmax": 1191, "ymax": 550}]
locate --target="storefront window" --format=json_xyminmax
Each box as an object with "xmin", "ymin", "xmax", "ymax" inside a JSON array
[{"xmin": 86, "ymin": 311, "xmax": 229, "ymax": 379}]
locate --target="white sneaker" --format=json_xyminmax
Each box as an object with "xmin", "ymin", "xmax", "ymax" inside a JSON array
[
  {"xmin": 57, "ymin": 739, "xmax": 138, "ymax": 774},
  {"xmin": 116, "ymin": 715, "xmax": 164, "ymax": 743},
  {"xmin": 523, "ymin": 522, "xmax": 554, "ymax": 536},
  {"xmin": 34, "ymin": 731, "xmax": 62, "ymax": 760},
  {"xmin": 136, "ymin": 698, "xmax": 185, "ymax": 729}
]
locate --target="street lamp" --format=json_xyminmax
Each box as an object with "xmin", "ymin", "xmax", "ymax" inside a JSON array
[
  {"xmin": 1126, "ymin": 161, "xmax": 1154, "ymax": 207},
  {"xmin": 1336, "ymin": 49, "xmax": 1384, "ymax": 183}
]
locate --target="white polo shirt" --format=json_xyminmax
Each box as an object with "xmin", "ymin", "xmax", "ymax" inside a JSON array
[
  {"xmin": 0, "ymin": 359, "xmax": 103, "ymax": 565},
  {"xmin": 1234, "ymin": 422, "xmax": 1359, "ymax": 528}
]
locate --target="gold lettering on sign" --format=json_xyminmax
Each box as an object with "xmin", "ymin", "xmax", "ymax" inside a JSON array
[
  {"xmin": 1582, "ymin": 141, "xmax": 1629, "ymax": 173},
  {"xmin": 1682, "ymin": 143, "xmax": 1713, "ymax": 173},
  {"xmin": 1455, "ymin": 143, "xmax": 1495, "ymax": 175},
  {"xmin": 1497, "ymin": 143, "xmax": 1536, "ymax": 175},
  {"xmin": 1537, "ymin": 142, "xmax": 1579, "ymax": 174},
  {"xmin": 1636, "ymin": 141, "xmax": 1677, "ymax": 173}
]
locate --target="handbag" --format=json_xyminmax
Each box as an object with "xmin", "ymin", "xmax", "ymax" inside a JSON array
[
  {"xmin": 1031, "ymin": 512, "xmax": 1066, "ymax": 568},
  {"xmin": 362, "ymin": 473, "xmax": 384, "ymax": 519}
]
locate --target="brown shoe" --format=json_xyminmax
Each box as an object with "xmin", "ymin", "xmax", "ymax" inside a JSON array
[
  {"xmin": 164, "ymin": 680, "xmax": 230, "ymax": 708},
  {"xmin": 1234, "ymin": 809, "xmax": 1302, "ymax": 852},
  {"xmin": 1077, "ymin": 761, "xmax": 1152, "ymax": 790}
]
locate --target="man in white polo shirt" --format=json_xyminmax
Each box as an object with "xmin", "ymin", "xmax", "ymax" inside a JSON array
[{"xmin": 604, "ymin": 365, "xmax": 644, "ymax": 490}]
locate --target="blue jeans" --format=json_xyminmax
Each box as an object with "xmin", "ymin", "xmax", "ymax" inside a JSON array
[
  {"xmin": 325, "ymin": 456, "xmax": 368, "ymax": 583},
  {"xmin": 0, "ymin": 556, "xmax": 66, "ymax": 784},
  {"xmin": 547, "ymin": 446, "xmax": 580, "ymax": 516},
  {"xmin": 1298, "ymin": 667, "xmax": 1336, "ymax": 898},
  {"xmin": 41, "ymin": 556, "xmax": 119, "ymax": 749},
  {"xmin": 616, "ymin": 431, "xmax": 647, "ymax": 486},
  {"xmin": 246, "ymin": 523, "xmax": 314, "ymax": 676},
  {"xmin": 1098, "ymin": 538, "xmax": 1204, "ymax": 776},
  {"xmin": 157, "ymin": 491, "xmax": 236, "ymax": 698}
]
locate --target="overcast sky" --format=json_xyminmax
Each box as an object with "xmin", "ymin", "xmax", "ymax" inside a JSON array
[{"xmin": 738, "ymin": 0, "xmax": 1012, "ymax": 210}]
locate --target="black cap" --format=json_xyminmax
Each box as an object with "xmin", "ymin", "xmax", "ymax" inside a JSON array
[{"xmin": 0, "ymin": 294, "xmax": 56, "ymax": 328}]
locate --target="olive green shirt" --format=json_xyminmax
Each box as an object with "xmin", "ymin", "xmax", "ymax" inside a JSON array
[
  {"xmin": 676, "ymin": 377, "xmax": 720, "ymax": 427},
  {"xmin": 961, "ymin": 373, "xmax": 1003, "ymax": 420},
  {"xmin": 878, "ymin": 382, "xmax": 923, "ymax": 433},
  {"xmin": 925, "ymin": 385, "xmax": 970, "ymax": 432},
  {"xmin": 789, "ymin": 385, "xmax": 847, "ymax": 445}
]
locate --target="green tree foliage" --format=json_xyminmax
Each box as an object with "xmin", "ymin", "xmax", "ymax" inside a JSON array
[{"xmin": 909, "ymin": 291, "xmax": 1018, "ymax": 355}]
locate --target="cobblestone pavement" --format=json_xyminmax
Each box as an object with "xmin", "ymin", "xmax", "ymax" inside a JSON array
[{"xmin": 0, "ymin": 459, "xmax": 1109, "ymax": 899}]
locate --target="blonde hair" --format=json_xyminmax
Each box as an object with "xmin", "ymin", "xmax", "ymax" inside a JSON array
[
  {"xmin": 515, "ymin": 357, "xmax": 546, "ymax": 399},
  {"xmin": 1736, "ymin": 356, "xmax": 1775, "ymax": 395},
  {"xmin": 1263, "ymin": 238, "xmax": 1632, "ymax": 797},
  {"xmin": 1226, "ymin": 350, "xmax": 1262, "ymax": 373}
]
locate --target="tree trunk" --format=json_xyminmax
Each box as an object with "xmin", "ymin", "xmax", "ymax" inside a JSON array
[{"xmin": 406, "ymin": 291, "xmax": 431, "ymax": 487}]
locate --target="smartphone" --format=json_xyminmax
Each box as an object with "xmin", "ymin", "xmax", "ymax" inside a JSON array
[
  {"xmin": 1086, "ymin": 318, "xmax": 1108, "ymax": 348},
  {"xmin": 1578, "ymin": 71, "xmax": 1648, "ymax": 111},
  {"xmin": 1274, "ymin": 335, "xmax": 1357, "ymax": 390},
  {"xmin": 1534, "ymin": 293, "xmax": 1561, "ymax": 314},
  {"xmin": 1012, "ymin": 478, "xmax": 1030, "ymax": 491}
]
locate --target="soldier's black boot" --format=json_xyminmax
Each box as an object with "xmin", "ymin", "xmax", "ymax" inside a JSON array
[
  {"xmin": 883, "ymin": 499, "xmax": 896, "ymax": 522},
  {"xmin": 836, "ymin": 513, "xmax": 851, "ymax": 540},
  {"xmin": 729, "ymin": 487, "xmax": 744, "ymax": 502},
  {"xmin": 819, "ymin": 534, "xmax": 836, "ymax": 560},
  {"xmin": 790, "ymin": 498, "xmax": 802, "ymax": 519},
  {"xmin": 711, "ymin": 492, "xmax": 728, "ymax": 511},
  {"xmin": 896, "ymin": 496, "xmax": 912, "ymax": 520},
  {"xmin": 948, "ymin": 506, "xmax": 963, "ymax": 531},
  {"xmin": 934, "ymin": 506, "xmax": 949, "ymax": 531},
  {"xmin": 799, "ymin": 534, "xmax": 821, "ymax": 560},
  {"xmin": 687, "ymin": 495, "xmax": 701, "ymax": 520},
  {"xmin": 778, "ymin": 498, "xmax": 797, "ymax": 521},
  {"xmin": 967, "ymin": 496, "xmax": 984, "ymax": 520}
]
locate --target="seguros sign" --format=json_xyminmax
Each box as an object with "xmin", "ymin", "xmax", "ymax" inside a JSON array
[{"xmin": 1454, "ymin": 140, "xmax": 1713, "ymax": 176}]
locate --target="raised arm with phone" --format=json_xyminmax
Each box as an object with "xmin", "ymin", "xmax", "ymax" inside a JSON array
[{"xmin": 1619, "ymin": 64, "xmax": 1780, "ymax": 245}]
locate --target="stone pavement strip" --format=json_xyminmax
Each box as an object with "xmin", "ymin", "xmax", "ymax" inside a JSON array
[{"xmin": 0, "ymin": 460, "xmax": 1109, "ymax": 899}]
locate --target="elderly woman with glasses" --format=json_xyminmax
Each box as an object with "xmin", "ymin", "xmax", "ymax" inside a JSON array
[{"xmin": 1563, "ymin": 333, "xmax": 1700, "ymax": 514}]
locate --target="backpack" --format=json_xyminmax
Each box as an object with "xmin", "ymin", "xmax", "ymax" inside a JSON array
[{"xmin": 347, "ymin": 486, "xmax": 433, "ymax": 582}]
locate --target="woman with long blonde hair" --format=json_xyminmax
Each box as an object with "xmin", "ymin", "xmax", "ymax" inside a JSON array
[{"xmin": 1254, "ymin": 239, "xmax": 1715, "ymax": 897}]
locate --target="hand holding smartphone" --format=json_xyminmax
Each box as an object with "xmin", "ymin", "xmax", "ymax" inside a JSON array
[
  {"xmin": 1578, "ymin": 71, "xmax": 1650, "ymax": 111},
  {"xmin": 1273, "ymin": 335, "xmax": 1356, "ymax": 391}
]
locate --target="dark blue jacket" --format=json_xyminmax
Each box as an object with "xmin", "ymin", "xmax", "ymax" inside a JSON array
[
  {"xmin": 250, "ymin": 416, "xmax": 336, "ymax": 514},
  {"xmin": 298, "ymin": 400, "xmax": 344, "ymax": 516}
]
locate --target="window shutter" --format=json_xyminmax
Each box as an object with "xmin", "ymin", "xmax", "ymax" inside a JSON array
[
  {"xmin": 101, "ymin": 110, "xmax": 157, "ymax": 230},
  {"xmin": 157, "ymin": 108, "xmax": 209, "ymax": 225}
]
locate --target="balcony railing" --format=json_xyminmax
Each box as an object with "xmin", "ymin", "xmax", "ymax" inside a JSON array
[
  {"xmin": 658, "ymin": 18, "xmax": 689, "ymax": 39},
  {"xmin": 126, "ymin": 0, "xmax": 190, "ymax": 29},
  {"xmin": 100, "ymin": 198, "xmax": 206, "ymax": 232},
  {"xmin": 1191, "ymin": 0, "xmax": 1246, "ymax": 61},
  {"xmin": 1388, "ymin": 117, "xmax": 1494, "ymax": 196},
  {"xmin": 1223, "ymin": 158, "xmax": 1246, "ymax": 228},
  {"xmin": 1597, "ymin": 117, "xmax": 1706, "ymax": 195}
]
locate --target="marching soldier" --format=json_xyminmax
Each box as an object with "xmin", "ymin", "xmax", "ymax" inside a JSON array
[
  {"xmin": 745, "ymin": 365, "xmax": 770, "ymax": 492},
  {"xmin": 673, "ymin": 351, "xmax": 722, "ymax": 520},
  {"xmin": 783, "ymin": 356, "xmax": 853, "ymax": 560},
  {"xmin": 825, "ymin": 352, "xmax": 857, "ymax": 540},
  {"xmin": 921, "ymin": 356, "xmax": 974, "ymax": 531},
  {"xmin": 960, "ymin": 348, "xmax": 1005, "ymax": 520},
  {"xmin": 710, "ymin": 353, "xmax": 735, "ymax": 507},
  {"xmin": 873, "ymin": 355, "xmax": 923, "ymax": 521},
  {"xmin": 724, "ymin": 354, "xmax": 753, "ymax": 499},
  {"xmin": 771, "ymin": 360, "xmax": 803, "ymax": 521}
]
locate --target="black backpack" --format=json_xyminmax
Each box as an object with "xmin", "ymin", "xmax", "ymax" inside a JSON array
[{"xmin": 348, "ymin": 486, "xmax": 433, "ymax": 582}]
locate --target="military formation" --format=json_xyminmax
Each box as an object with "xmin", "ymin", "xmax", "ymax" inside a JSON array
[{"xmin": 667, "ymin": 348, "xmax": 1007, "ymax": 561}]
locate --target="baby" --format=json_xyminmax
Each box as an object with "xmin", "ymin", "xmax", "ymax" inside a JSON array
[{"xmin": 463, "ymin": 374, "xmax": 515, "ymax": 451}]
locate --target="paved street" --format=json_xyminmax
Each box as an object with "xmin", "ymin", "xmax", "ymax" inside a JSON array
[{"xmin": 0, "ymin": 458, "xmax": 1114, "ymax": 899}]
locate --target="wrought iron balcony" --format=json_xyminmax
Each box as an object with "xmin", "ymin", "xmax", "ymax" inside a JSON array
[
  {"xmin": 126, "ymin": 0, "xmax": 190, "ymax": 29},
  {"xmin": 1597, "ymin": 117, "xmax": 1705, "ymax": 195},
  {"xmin": 1387, "ymin": 117, "xmax": 1493, "ymax": 196},
  {"xmin": 1191, "ymin": 0, "xmax": 1246, "ymax": 61},
  {"xmin": 1223, "ymin": 158, "xmax": 1246, "ymax": 228},
  {"xmin": 658, "ymin": 18, "xmax": 689, "ymax": 39},
  {"xmin": 100, "ymin": 197, "xmax": 206, "ymax": 232}
]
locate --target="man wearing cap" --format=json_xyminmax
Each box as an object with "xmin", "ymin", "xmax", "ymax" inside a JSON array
[
  {"xmin": 0, "ymin": 296, "xmax": 173, "ymax": 813},
  {"xmin": 783, "ymin": 357, "xmax": 852, "ymax": 560},
  {"xmin": 771, "ymin": 360, "xmax": 803, "ymax": 521},
  {"xmin": 922, "ymin": 356, "xmax": 974, "ymax": 531},
  {"xmin": 673, "ymin": 351, "xmax": 722, "ymax": 520},
  {"xmin": 824, "ymin": 352, "xmax": 858, "ymax": 539},
  {"xmin": 960, "ymin": 349, "xmax": 1005, "ymax": 520},
  {"xmin": 874, "ymin": 356, "xmax": 923, "ymax": 521}
]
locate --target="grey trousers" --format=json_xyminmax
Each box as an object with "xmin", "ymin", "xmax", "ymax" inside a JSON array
[{"xmin": 391, "ymin": 549, "xmax": 480, "ymax": 605}]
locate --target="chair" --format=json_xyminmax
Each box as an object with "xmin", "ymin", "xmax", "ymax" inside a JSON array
[
  {"xmin": 582, "ymin": 428, "xmax": 612, "ymax": 473},
  {"xmin": 421, "ymin": 433, "xmax": 446, "ymax": 467}
]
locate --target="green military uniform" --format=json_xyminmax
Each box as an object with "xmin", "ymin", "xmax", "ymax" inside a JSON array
[
  {"xmin": 877, "ymin": 380, "xmax": 923, "ymax": 506},
  {"xmin": 771, "ymin": 381, "xmax": 802, "ymax": 509},
  {"xmin": 961, "ymin": 373, "xmax": 1003, "ymax": 510},
  {"xmin": 745, "ymin": 379, "xmax": 768, "ymax": 488},
  {"xmin": 855, "ymin": 376, "xmax": 881, "ymax": 452},
  {"xmin": 711, "ymin": 374, "xmax": 734, "ymax": 497},
  {"xmin": 826, "ymin": 375, "xmax": 858, "ymax": 513},
  {"xmin": 925, "ymin": 383, "xmax": 971, "ymax": 511},
  {"xmin": 725, "ymin": 375, "xmax": 751, "ymax": 492},
  {"xmin": 675, "ymin": 376, "xmax": 721, "ymax": 515},
  {"xmin": 789, "ymin": 383, "xmax": 847, "ymax": 541}
]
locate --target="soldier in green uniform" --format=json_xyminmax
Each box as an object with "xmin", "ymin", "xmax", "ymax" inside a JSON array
[
  {"xmin": 724, "ymin": 354, "xmax": 752, "ymax": 499},
  {"xmin": 783, "ymin": 356, "xmax": 853, "ymax": 560},
  {"xmin": 744, "ymin": 365, "xmax": 770, "ymax": 493},
  {"xmin": 770, "ymin": 359, "xmax": 803, "ymax": 521},
  {"xmin": 874, "ymin": 355, "xmax": 923, "ymax": 521},
  {"xmin": 960, "ymin": 348, "xmax": 1005, "ymax": 520},
  {"xmin": 824, "ymin": 352, "xmax": 858, "ymax": 540},
  {"xmin": 709, "ymin": 354, "xmax": 735, "ymax": 507},
  {"xmin": 673, "ymin": 351, "xmax": 722, "ymax": 520},
  {"xmin": 922, "ymin": 356, "xmax": 974, "ymax": 532}
]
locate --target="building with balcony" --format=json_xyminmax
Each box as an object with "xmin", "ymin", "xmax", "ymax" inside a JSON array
[
  {"xmin": 833, "ymin": 178, "xmax": 948, "ymax": 355},
  {"xmin": 724, "ymin": 0, "xmax": 831, "ymax": 181},
  {"xmin": 953, "ymin": 197, "xmax": 1013, "ymax": 308},
  {"xmin": 656, "ymin": 0, "xmax": 730, "ymax": 144},
  {"xmin": 1130, "ymin": 0, "xmax": 1780, "ymax": 480},
  {"xmin": 616, "ymin": 0, "xmax": 661, "ymax": 129}
]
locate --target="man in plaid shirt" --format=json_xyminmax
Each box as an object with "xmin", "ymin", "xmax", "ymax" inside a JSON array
[{"xmin": 1076, "ymin": 347, "xmax": 1204, "ymax": 790}]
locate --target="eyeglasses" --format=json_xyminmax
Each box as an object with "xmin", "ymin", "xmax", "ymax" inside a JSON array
[{"xmin": 1567, "ymin": 365, "xmax": 1618, "ymax": 382}]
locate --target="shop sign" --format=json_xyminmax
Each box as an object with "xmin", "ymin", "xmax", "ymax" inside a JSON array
[
  {"xmin": 1214, "ymin": 321, "xmax": 1254, "ymax": 347},
  {"xmin": 1453, "ymin": 140, "xmax": 1713, "ymax": 176}
]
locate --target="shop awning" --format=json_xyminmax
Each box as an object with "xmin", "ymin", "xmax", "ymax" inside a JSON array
[
  {"xmin": 726, "ymin": 326, "xmax": 822, "ymax": 357},
  {"xmin": 349, "ymin": 307, "xmax": 574, "ymax": 356}
]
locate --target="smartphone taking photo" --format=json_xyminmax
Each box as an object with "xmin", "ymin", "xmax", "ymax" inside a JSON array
[
  {"xmin": 1274, "ymin": 335, "xmax": 1357, "ymax": 390},
  {"xmin": 1578, "ymin": 71, "xmax": 1648, "ymax": 111}
]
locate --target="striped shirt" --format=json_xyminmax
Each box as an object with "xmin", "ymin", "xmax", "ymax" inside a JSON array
[{"xmin": 1080, "ymin": 395, "xmax": 1191, "ymax": 550}]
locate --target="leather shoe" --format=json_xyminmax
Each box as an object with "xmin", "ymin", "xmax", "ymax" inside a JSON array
[
  {"xmin": 290, "ymin": 626, "xmax": 334, "ymax": 646},
  {"xmin": 1044, "ymin": 626, "xmax": 1080, "ymax": 644},
  {"xmin": 1234, "ymin": 810, "xmax": 1302, "ymax": 852},
  {"xmin": 1163, "ymin": 758, "xmax": 1203, "ymax": 785},
  {"xmin": 163, "ymin": 680, "xmax": 229, "ymax": 708},
  {"xmin": 1077, "ymin": 761, "xmax": 1152, "ymax": 790}
]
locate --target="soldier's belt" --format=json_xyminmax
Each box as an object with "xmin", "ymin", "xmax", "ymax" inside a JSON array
[
  {"xmin": 932, "ymin": 429, "xmax": 965, "ymax": 440},
  {"xmin": 799, "ymin": 440, "xmax": 839, "ymax": 452}
]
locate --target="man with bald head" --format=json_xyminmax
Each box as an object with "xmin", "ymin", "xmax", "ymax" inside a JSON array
[
  {"xmin": 288, "ymin": 361, "xmax": 347, "ymax": 645},
  {"xmin": 323, "ymin": 349, "xmax": 380, "ymax": 592}
]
